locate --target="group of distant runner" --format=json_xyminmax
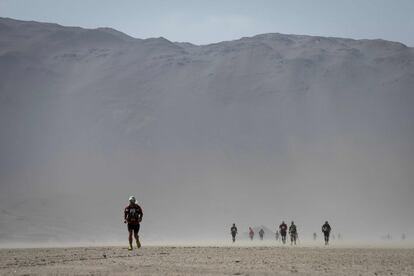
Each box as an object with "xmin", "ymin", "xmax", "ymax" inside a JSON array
[
  {"xmin": 231, "ymin": 221, "xmax": 333, "ymax": 245},
  {"xmin": 122, "ymin": 195, "xmax": 334, "ymax": 250}
]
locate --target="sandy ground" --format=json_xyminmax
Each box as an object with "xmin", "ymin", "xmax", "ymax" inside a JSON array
[{"xmin": 1, "ymin": 243, "xmax": 413, "ymax": 275}]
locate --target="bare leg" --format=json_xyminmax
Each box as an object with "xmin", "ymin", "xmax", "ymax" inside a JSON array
[
  {"xmin": 128, "ymin": 230, "xmax": 133, "ymax": 249},
  {"xmin": 134, "ymin": 231, "xmax": 141, "ymax": 248}
]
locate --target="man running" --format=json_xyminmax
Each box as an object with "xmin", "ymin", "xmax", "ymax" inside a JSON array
[
  {"xmin": 289, "ymin": 221, "xmax": 298, "ymax": 245},
  {"xmin": 231, "ymin": 223, "xmax": 238, "ymax": 242},
  {"xmin": 313, "ymin": 232, "xmax": 317, "ymax": 241},
  {"xmin": 279, "ymin": 221, "xmax": 288, "ymax": 244},
  {"xmin": 249, "ymin": 227, "xmax": 254, "ymax": 240},
  {"xmin": 322, "ymin": 221, "xmax": 331, "ymax": 245},
  {"xmin": 275, "ymin": 230, "xmax": 280, "ymax": 241},
  {"xmin": 259, "ymin": 228, "xmax": 265, "ymax": 240},
  {"xmin": 124, "ymin": 196, "xmax": 143, "ymax": 250}
]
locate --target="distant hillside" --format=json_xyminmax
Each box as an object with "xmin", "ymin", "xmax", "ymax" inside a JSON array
[{"xmin": 0, "ymin": 17, "xmax": 413, "ymax": 242}]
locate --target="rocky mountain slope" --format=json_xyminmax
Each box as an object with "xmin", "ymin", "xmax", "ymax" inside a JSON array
[{"xmin": 1, "ymin": 18, "xmax": 413, "ymax": 242}]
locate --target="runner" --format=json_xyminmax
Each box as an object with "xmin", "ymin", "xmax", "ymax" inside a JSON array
[
  {"xmin": 249, "ymin": 227, "xmax": 255, "ymax": 240},
  {"xmin": 322, "ymin": 221, "xmax": 331, "ymax": 245},
  {"xmin": 279, "ymin": 221, "xmax": 288, "ymax": 244},
  {"xmin": 289, "ymin": 221, "xmax": 298, "ymax": 245},
  {"xmin": 124, "ymin": 196, "xmax": 143, "ymax": 250},
  {"xmin": 259, "ymin": 228, "xmax": 265, "ymax": 240},
  {"xmin": 231, "ymin": 223, "xmax": 238, "ymax": 242}
]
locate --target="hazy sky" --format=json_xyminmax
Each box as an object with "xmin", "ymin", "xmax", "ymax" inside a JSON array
[{"xmin": 1, "ymin": 0, "xmax": 413, "ymax": 46}]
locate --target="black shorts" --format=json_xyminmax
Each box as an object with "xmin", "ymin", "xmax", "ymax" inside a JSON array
[{"xmin": 127, "ymin": 223, "xmax": 140, "ymax": 233}]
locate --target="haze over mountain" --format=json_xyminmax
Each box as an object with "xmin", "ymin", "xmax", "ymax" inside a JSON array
[{"xmin": 0, "ymin": 18, "xmax": 413, "ymax": 243}]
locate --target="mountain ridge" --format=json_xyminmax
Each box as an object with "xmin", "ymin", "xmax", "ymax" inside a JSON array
[
  {"xmin": 0, "ymin": 17, "xmax": 413, "ymax": 241},
  {"xmin": 0, "ymin": 17, "xmax": 411, "ymax": 48}
]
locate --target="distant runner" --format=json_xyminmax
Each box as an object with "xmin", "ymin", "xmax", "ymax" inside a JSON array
[
  {"xmin": 275, "ymin": 230, "xmax": 280, "ymax": 241},
  {"xmin": 249, "ymin": 227, "xmax": 255, "ymax": 240},
  {"xmin": 231, "ymin": 223, "xmax": 238, "ymax": 242},
  {"xmin": 259, "ymin": 228, "xmax": 265, "ymax": 240},
  {"xmin": 279, "ymin": 221, "xmax": 288, "ymax": 244},
  {"xmin": 289, "ymin": 221, "xmax": 298, "ymax": 245},
  {"xmin": 313, "ymin": 232, "xmax": 317, "ymax": 241},
  {"xmin": 124, "ymin": 196, "xmax": 143, "ymax": 250},
  {"xmin": 322, "ymin": 221, "xmax": 331, "ymax": 245}
]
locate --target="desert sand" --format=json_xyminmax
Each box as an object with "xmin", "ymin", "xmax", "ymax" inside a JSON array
[{"xmin": 1, "ymin": 242, "xmax": 413, "ymax": 275}]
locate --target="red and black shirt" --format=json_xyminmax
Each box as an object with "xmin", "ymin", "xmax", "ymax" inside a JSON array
[{"xmin": 124, "ymin": 203, "xmax": 143, "ymax": 225}]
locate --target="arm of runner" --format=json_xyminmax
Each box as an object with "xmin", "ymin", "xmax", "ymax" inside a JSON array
[{"xmin": 139, "ymin": 206, "xmax": 143, "ymax": 222}]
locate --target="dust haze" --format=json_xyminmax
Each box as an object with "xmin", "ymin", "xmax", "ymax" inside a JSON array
[{"xmin": 0, "ymin": 18, "xmax": 413, "ymax": 245}]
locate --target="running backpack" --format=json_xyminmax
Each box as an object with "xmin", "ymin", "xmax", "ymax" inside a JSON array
[{"xmin": 127, "ymin": 206, "xmax": 141, "ymax": 222}]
